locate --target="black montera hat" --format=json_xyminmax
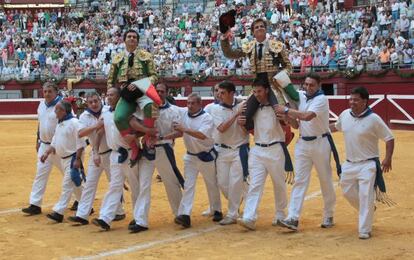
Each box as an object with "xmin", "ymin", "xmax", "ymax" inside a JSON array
[{"xmin": 219, "ymin": 9, "xmax": 236, "ymax": 34}]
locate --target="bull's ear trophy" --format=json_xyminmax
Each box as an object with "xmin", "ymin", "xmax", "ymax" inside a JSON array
[{"xmin": 219, "ymin": 9, "xmax": 236, "ymax": 34}]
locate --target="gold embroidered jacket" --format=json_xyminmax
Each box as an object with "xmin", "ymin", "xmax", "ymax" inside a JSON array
[{"xmin": 107, "ymin": 48, "xmax": 158, "ymax": 89}]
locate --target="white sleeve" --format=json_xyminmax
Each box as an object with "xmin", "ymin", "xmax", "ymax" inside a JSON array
[
  {"xmin": 198, "ymin": 114, "xmax": 214, "ymax": 137},
  {"xmin": 335, "ymin": 110, "xmax": 345, "ymax": 131},
  {"xmin": 78, "ymin": 112, "xmax": 91, "ymax": 129},
  {"xmin": 308, "ymin": 96, "xmax": 328, "ymax": 119},
  {"xmin": 373, "ymin": 114, "xmax": 394, "ymax": 142},
  {"xmin": 74, "ymin": 121, "xmax": 86, "ymax": 150}
]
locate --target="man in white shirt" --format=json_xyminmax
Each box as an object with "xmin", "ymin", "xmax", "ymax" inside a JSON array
[
  {"xmin": 68, "ymin": 93, "xmax": 124, "ymax": 225},
  {"xmin": 92, "ymin": 88, "xmax": 140, "ymax": 231},
  {"xmin": 41, "ymin": 100, "xmax": 85, "ymax": 222},
  {"xmin": 129, "ymin": 83, "xmax": 184, "ymax": 233},
  {"xmin": 237, "ymin": 75, "xmax": 294, "ymax": 230},
  {"xmin": 275, "ymin": 72, "xmax": 341, "ymax": 231},
  {"xmin": 330, "ymin": 87, "xmax": 394, "ymax": 239},
  {"xmin": 22, "ymin": 82, "xmax": 71, "ymax": 215},
  {"xmin": 173, "ymin": 93, "xmax": 223, "ymax": 228},
  {"xmin": 209, "ymin": 81, "xmax": 249, "ymax": 225}
]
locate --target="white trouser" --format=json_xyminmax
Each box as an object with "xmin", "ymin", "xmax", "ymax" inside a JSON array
[
  {"xmin": 76, "ymin": 152, "xmax": 124, "ymax": 220},
  {"xmin": 340, "ymin": 160, "xmax": 376, "ymax": 234},
  {"xmin": 99, "ymin": 150, "xmax": 139, "ymax": 225},
  {"xmin": 154, "ymin": 146, "xmax": 183, "ymax": 216},
  {"xmin": 243, "ymin": 145, "xmax": 287, "ymax": 221},
  {"xmin": 30, "ymin": 143, "xmax": 64, "ymax": 206},
  {"xmin": 133, "ymin": 158, "xmax": 155, "ymax": 227},
  {"xmin": 288, "ymin": 138, "xmax": 336, "ymax": 220},
  {"xmin": 216, "ymin": 147, "xmax": 244, "ymax": 219},
  {"xmin": 178, "ymin": 154, "xmax": 222, "ymax": 216},
  {"xmin": 52, "ymin": 156, "xmax": 83, "ymax": 215}
]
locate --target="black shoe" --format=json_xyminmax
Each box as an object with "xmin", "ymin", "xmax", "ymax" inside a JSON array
[
  {"xmin": 68, "ymin": 216, "xmax": 89, "ymax": 225},
  {"xmin": 212, "ymin": 211, "xmax": 223, "ymax": 222},
  {"xmin": 129, "ymin": 224, "xmax": 148, "ymax": 233},
  {"xmin": 22, "ymin": 204, "xmax": 41, "ymax": 215},
  {"xmin": 156, "ymin": 175, "xmax": 162, "ymax": 182},
  {"xmin": 70, "ymin": 201, "xmax": 78, "ymax": 211},
  {"xmin": 90, "ymin": 208, "xmax": 94, "ymax": 215},
  {"xmin": 114, "ymin": 214, "xmax": 126, "ymax": 221},
  {"xmin": 92, "ymin": 218, "xmax": 110, "ymax": 231},
  {"xmin": 128, "ymin": 220, "xmax": 136, "ymax": 230},
  {"xmin": 279, "ymin": 218, "xmax": 299, "ymax": 231},
  {"xmin": 46, "ymin": 212, "xmax": 64, "ymax": 223},
  {"xmin": 174, "ymin": 215, "xmax": 191, "ymax": 228}
]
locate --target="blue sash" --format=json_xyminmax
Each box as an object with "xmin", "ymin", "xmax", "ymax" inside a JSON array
[
  {"xmin": 117, "ymin": 147, "xmax": 129, "ymax": 163},
  {"xmin": 156, "ymin": 143, "xmax": 185, "ymax": 189},
  {"xmin": 141, "ymin": 146, "xmax": 156, "ymax": 161},
  {"xmin": 187, "ymin": 148, "xmax": 218, "ymax": 162},
  {"xmin": 68, "ymin": 153, "xmax": 86, "ymax": 187},
  {"xmin": 238, "ymin": 143, "xmax": 250, "ymax": 181}
]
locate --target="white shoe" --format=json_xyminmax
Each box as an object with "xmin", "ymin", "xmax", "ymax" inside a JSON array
[
  {"xmin": 359, "ymin": 232, "xmax": 371, "ymax": 239},
  {"xmin": 219, "ymin": 217, "xmax": 237, "ymax": 225},
  {"xmin": 238, "ymin": 218, "xmax": 256, "ymax": 230},
  {"xmin": 201, "ymin": 209, "xmax": 212, "ymax": 217}
]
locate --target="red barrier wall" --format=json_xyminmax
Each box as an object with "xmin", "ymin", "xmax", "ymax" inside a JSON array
[{"xmin": 3, "ymin": 95, "xmax": 412, "ymax": 130}]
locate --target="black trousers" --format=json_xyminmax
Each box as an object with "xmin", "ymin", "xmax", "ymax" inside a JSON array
[{"xmin": 244, "ymin": 89, "xmax": 278, "ymax": 131}]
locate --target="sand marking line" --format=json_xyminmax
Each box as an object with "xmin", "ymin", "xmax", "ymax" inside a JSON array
[{"xmin": 68, "ymin": 185, "xmax": 338, "ymax": 260}]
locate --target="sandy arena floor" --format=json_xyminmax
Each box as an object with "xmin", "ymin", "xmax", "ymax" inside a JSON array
[{"xmin": 0, "ymin": 120, "xmax": 413, "ymax": 260}]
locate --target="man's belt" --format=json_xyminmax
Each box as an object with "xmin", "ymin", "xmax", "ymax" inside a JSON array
[
  {"xmin": 98, "ymin": 149, "xmax": 112, "ymax": 155},
  {"xmin": 255, "ymin": 141, "xmax": 279, "ymax": 147},
  {"xmin": 215, "ymin": 143, "xmax": 248, "ymax": 150},
  {"xmin": 301, "ymin": 133, "xmax": 330, "ymax": 141},
  {"xmin": 62, "ymin": 153, "xmax": 76, "ymax": 159},
  {"xmin": 40, "ymin": 140, "xmax": 51, "ymax": 145}
]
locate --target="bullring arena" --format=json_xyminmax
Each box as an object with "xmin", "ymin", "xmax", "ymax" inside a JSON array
[{"xmin": 0, "ymin": 116, "xmax": 413, "ymax": 259}]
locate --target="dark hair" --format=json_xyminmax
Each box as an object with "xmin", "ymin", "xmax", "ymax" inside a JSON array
[
  {"xmin": 156, "ymin": 83, "xmax": 168, "ymax": 92},
  {"xmin": 251, "ymin": 18, "xmax": 267, "ymax": 34},
  {"xmin": 79, "ymin": 91, "xmax": 86, "ymax": 97},
  {"xmin": 351, "ymin": 87, "xmax": 369, "ymax": 100},
  {"xmin": 218, "ymin": 81, "xmax": 236, "ymax": 93},
  {"xmin": 86, "ymin": 92, "xmax": 100, "ymax": 100},
  {"xmin": 305, "ymin": 72, "xmax": 321, "ymax": 84},
  {"xmin": 108, "ymin": 87, "xmax": 120, "ymax": 97},
  {"xmin": 42, "ymin": 81, "xmax": 59, "ymax": 92},
  {"xmin": 188, "ymin": 93, "xmax": 202, "ymax": 103},
  {"xmin": 58, "ymin": 100, "xmax": 72, "ymax": 114},
  {"xmin": 123, "ymin": 29, "xmax": 139, "ymax": 42},
  {"xmin": 253, "ymin": 73, "xmax": 270, "ymax": 89}
]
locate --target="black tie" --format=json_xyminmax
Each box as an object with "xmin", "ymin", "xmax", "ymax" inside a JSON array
[
  {"xmin": 128, "ymin": 52, "xmax": 134, "ymax": 67},
  {"xmin": 258, "ymin": 43, "xmax": 263, "ymax": 60}
]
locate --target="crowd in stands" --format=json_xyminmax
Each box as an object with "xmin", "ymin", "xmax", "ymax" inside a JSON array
[{"xmin": 0, "ymin": 0, "xmax": 414, "ymax": 81}]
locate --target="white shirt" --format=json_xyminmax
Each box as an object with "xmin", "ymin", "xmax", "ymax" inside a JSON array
[
  {"xmin": 298, "ymin": 91, "xmax": 330, "ymax": 137},
  {"xmin": 253, "ymin": 105, "xmax": 285, "ymax": 144},
  {"xmin": 79, "ymin": 106, "xmax": 110, "ymax": 153},
  {"xmin": 156, "ymin": 102, "xmax": 181, "ymax": 145},
  {"xmin": 179, "ymin": 109, "xmax": 215, "ymax": 153},
  {"xmin": 209, "ymin": 100, "xmax": 249, "ymax": 148},
  {"xmin": 335, "ymin": 109, "xmax": 394, "ymax": 162},
  {"xmin": 37, "ymin": 98, "xmax": 60, "ymax": 143},
  {"xmin": 101, "ymin": 108, "xmax": 128, "ymax": 151},
  {"xmin": 51, "ymin": 117, "xmax": 85, "ymax": 158}
]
